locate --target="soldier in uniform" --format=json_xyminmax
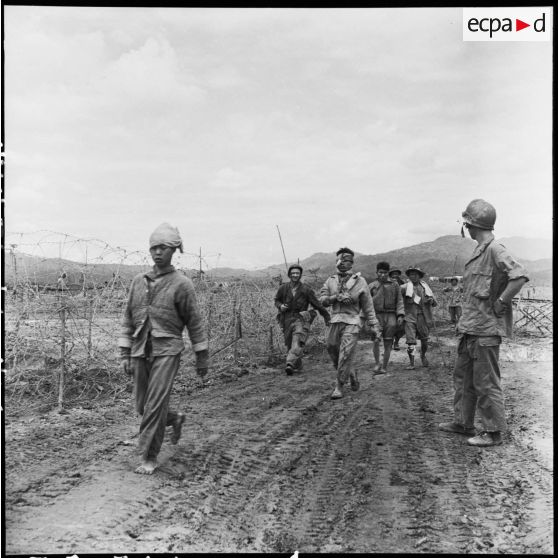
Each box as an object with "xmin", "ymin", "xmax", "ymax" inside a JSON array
[{"xmin": 439, "ymin": 199, "xmax": 528, "ymax": 447}]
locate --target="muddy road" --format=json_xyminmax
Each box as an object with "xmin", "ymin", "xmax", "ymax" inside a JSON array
[{"xmin": 4, "ymin": 332, "xmax": 553, "ymax": 554}]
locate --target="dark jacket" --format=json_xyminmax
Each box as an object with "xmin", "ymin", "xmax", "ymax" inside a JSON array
[
  {"xmin": 274, "ymin": 282, "xmax": 330, "ymax": 330},
  {"xmin": 368, "ymin": 279, "xmax": 405, "ymax": 316}
]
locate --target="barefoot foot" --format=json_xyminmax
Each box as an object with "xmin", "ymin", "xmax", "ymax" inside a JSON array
[{"xmin": 134, "ymin": 459, "xmax": 158, "ymax": 475}]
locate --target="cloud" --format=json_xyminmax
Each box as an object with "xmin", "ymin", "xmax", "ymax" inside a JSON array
[
  {"xmin": 209, "ymin": 167, "xmax": 251, "ymax": 191},
  {"xmin": 3, "ymin": 7, "xmax": 552, "ymax": 269}
]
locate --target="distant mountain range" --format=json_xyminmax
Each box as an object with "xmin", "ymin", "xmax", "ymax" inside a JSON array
[
  {"xmin": 4, "ymin": 235, "xmax": 552, "ymax": 287},
  {"xmin": 210, "ymin": 235, "xmax": 552, "ymax": 284}
]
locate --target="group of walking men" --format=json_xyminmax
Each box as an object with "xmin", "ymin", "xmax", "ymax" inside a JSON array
[
  {"xmin": 274, "ymin": 255, "xmax": 439, "ymax": 392},
  {"xmin": 118, "ymin": 198, "xmax": 529, "ymax": 475},
  {"xmin": 273, "ymin": 198, "xmax": 528, "ymax": 448}
]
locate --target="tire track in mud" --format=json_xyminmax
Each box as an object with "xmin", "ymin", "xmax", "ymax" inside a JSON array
[
  {"xmin": 125, "ymin": 370, "xmax": 336, "ymax": 551},
  {"xmin": 4, "ymin": 342, "xmax": 553, "ymax": 554},
  {"xmin": 283, "ymin": 396, "xmax": 381, "ymax": 552}
]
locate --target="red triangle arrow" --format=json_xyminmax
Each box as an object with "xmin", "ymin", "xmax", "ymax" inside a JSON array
[{"xmin": 516, "ymin": 19, "xmax": 530, "ymax": 31}]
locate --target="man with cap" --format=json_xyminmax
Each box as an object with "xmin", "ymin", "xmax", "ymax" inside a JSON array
[
  {"xmin": 118, "ymin": 223, "xmax": 209, "ymax": 474},
  {"xmin": 320, "ymin": 248, "xmax": 379, "ymax": 399},
  {"xmin": 274, "ymin": 264, "xmax": 330, "ymax": 375},
  {"xmin": 443, "ymin": 277, "xmax": 463, "ymax": 325},
  {"xmin": 388, "ymin": 267, "xmax": 405, "ymax": 350},
  {"xmin": 439, "ymin": 199, "xmax": 528, "ymax": 447},
  {"xmin": 401, "ymin": 266, "xmax": 437, "ymax": 370},
  {"xmin": 368, "ymin": 261, "xmax": 405, "ymax": 375}
]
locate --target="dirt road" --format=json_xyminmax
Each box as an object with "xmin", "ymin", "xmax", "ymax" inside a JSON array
[{"xmin": 4, "ymin": 332, "xmax": 553, "ymax": 554}]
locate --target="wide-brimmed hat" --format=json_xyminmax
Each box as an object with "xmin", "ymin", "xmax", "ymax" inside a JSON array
[
  {"xmin": 388, "ymin": 268, "xmax": 402, "ymax": 276},
  {"xmin": 405, "ymin": 266, "xmax": 425, "ymax": 278}
]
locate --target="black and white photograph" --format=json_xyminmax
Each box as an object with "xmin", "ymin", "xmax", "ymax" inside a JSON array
[{"xmin": 1, "ymin": 5, "xmax": 553, "ymax": 554}]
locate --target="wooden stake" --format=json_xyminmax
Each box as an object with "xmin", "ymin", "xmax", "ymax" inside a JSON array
[{"xmin": 58, "ymin": 297, "xmax": 66, "ymax": 413}]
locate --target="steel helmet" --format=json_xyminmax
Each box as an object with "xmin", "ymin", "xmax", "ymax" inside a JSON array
[
  {"xmin": 287, "ymin": 264, "xmax": 303, "ymax": 276},
  {"xmin": 461, "ymin": 199, "xmax": 496, "ymax": 230}
]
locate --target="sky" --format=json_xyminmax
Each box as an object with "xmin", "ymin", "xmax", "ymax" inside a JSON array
[{"xmin": 2, "ymin": 7, "xmax": 553, "ymax": 271}]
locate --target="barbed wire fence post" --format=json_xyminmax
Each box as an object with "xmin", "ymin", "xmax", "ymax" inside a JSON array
[
  {"xmin": 57, "ymin": 290, "xmax": 67, "ymax": 413},
  {"xmin": 86, "ymin": 293, "xmax": 93, "ymax": 365}
]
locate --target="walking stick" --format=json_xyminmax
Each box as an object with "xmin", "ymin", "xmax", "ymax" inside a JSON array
[{"xmin": 276, "ymin": 225, "xmax": 289, "ymax": 276}]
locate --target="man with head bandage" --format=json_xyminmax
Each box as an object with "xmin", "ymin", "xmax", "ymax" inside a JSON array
[
  {"xmin": 118, "ymin": 223, "xmax": 208, "ymax": 475},
  {"xmin": 319, "ymin": 247, "xmax": 380, "ymax": 399}
]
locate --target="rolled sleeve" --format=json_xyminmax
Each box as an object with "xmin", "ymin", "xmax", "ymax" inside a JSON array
[{"xmin": 494, "ymin": 245, "xmax": 529, "ymax": 281}]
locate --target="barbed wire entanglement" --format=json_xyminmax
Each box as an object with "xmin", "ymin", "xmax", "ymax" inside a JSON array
[
  {"xmin": 3, "ymin": 231, "xmax": 550, "ymax": 412},
  {"xmin": 2, "ymin": 231, "xmax": 328, "ymax": 411}
]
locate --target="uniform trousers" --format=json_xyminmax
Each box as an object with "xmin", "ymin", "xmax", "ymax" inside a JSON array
[{"xmin": 453, "ymin": 334, "xmax": 507, "ymax": 432}]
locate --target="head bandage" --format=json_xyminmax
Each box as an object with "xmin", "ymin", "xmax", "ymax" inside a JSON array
[{"xmin": 149, "ymin": 223, "xmax": 184, "ymax": 253}]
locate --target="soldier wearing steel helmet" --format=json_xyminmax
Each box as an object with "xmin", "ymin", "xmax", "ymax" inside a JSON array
[
  {"xmin": 274, "ymin": 264, "xmax": 330, "ymax": 376},
  {"xmin": 439, "ymin": 199, "xmax": 529, "ymax": 447}
]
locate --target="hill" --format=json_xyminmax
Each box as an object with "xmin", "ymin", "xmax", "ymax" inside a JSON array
[
  {"xmin": 3, "ymin": 253, "xmax": 202, "ymax": 288},
  {"xmin": 253, "ymin": 235, "xmax": 552, "ymax": 284},
  {"xmin": 5, "ymin": 235, "xmax": 551, "ymax": 287}
]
